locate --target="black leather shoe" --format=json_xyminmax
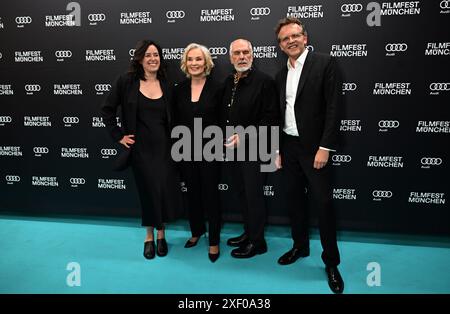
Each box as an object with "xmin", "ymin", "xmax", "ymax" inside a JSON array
[
  {"xmin": 326, "ymin": 266, "xmax": 344, "ymax": 294},
  {"xmin": 231, "ymin": 242, "xmax": 267, "ymax": 258},
  {"xmin": 143, "ymin": 240, "xmax": 155, "ymax": 260},
  {"xmin": 278, "ymin": 247, "xmax": 310, "ymax": 265},
  {"xmin": 208, "ymin": 251, "xmax": 220, "ymax": 263},
  {"xmin": 227, "ymin": 233, "xmax": 249, "ymax": 247},
  {"xmin": 184, "ymin": 237, "xmax": 200, "ymax": 248},
  {"xmin": 156, "ymin": 238, "xmax": 168, "ymax": 257}
]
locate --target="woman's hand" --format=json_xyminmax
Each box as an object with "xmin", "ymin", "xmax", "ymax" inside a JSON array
[{"xmin": 119, "ymin": 135, "xmax": 135, "ymax": 148}]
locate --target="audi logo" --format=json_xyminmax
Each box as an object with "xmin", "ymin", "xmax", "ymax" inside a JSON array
[
  {"xmin": 250, "ymin": 7, "xmax": 271, "ymax": 16},
  {"xmin": 55, "ymin": 50, "xmax": 72, "ymax": 58},
  {"xmin": 378, "ymin": 120, "xmax": 399, "ymax": 128},
  {"xmin": 33, "ymin": 147, "xmax": 49, "ymax": 154},
  {"xmin": 15, "ymin": 16, "xmax": 32, "ymax": 24},
  {"xmin": 341, "ymin": 4, "xmax": 363, "ymax": 13},
  {"xmin": 95, "ymin": 84, "xmax": 111, "ymax": 92},
  {"xmin": 440, "ymin": 0, "xmax": 450, "ymax": 9},
  {"xmin": 372, "ymin": 190, "xmax": 393, "ymax": 198},
  {"xmin": 429, "ymin": 83, "xmax": 450, "ymax": 91},
  {"xmin": 70, "ymin": 177, "xmax": 86, "ymax": 185},
  {"xmin": 342, "ymin": 83, "xmax": 357, "ymax": 91},
  {"xmin": 306, "ymin": 45, "xmax": 314, "ymax": 52},
  {"xmin": 129, "ymin": 49, "xmax": 135, "ymax": 57},
  {"xmin": 218, "ymin": 184, "xmax": 229, "ymax": 191},
  {"xmin": 385, "ymin": 43, "xmax": 408, "ymax": 52},
  {"xmin": 166, "ymin": 10, "xmax": 185, "ymax": 19},
  {"xmin": 0, "ymin": 116, "xmax": 12, "ymax": 123},
  {"xmin": 63, "ymin": 117, "xmax": 79, "ymax": 124},
  {"xmin": 24, "ymin": 84, "xmax": 41, "ymax": 92},
  {"xmin": 88, "ymin": 13, "xmax": 106, "ymax": 22},
  {"xmin": 101, "ymin": 149, "xmax": 117, "ymax": 156},
  {"xmin": 5, "ymin": 175, "xmax": 21, "ymax": 182},
  {"xmin": 421, "ymin": 157, "xmax": 443, "ymax": 166},
  {"xmin": 332, "ymin": 155, "xmax": 352, "ymax": 162},
  {"xmin": 209, "ymin": 47, "xmax": 228, "ymax": 55}
]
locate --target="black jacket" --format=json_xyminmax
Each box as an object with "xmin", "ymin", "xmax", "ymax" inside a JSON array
[
  {"xmin": 173, "ymin": 77, "xmax": 223, "ymax": 130},
  {"xmin": 275, "ymin": 52, "xmax": 341, "ymax": 153},
  {"xmin": 220, "ymin": 68, "xmax": 279, "ymax": 132},
  {"xmin": 100, "ymin": 72, "xmax": 174, "ymax": 143}
]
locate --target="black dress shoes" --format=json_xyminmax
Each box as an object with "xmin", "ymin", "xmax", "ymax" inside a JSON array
[
  {"xmin": 143, "ymin": 240, "xmax": 155, "ymax": 260},
  {"xmin": 208, "ymin": 251, "xmax": 220, "ymax": 263},
  {"xmin": 156, "ymin": 238, "xmax": 168, "ymax": 257},
  {"xmin": 184, "ymin": 238, "xmax": 200, "ymax": 248},
  {"xmin": 278, "ymin": 247, "xmax": 310, "ymax": 265},
  {"xmin": 227, "ymin": 233, "xmax": 249, "ymax": 247},
  {"xmin": 231, "ymin": 242, "xmax": 267, "ymax": 258},
  {"xmin": 326, "ymin": 266, "xmax": 344, "ymax": 294}
]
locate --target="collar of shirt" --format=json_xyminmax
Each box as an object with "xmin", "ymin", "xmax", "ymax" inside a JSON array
[{"xmin": 287, "ymin": 48, "xmax": 309, "ymax": 70}]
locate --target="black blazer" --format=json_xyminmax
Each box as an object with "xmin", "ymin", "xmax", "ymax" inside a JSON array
[
  {"xmin": 100, "ymin": 72, "xmax": 174, "ymax": 143},
  {"xmin": 220, "ymin": 68, "xmax": 279, "ymax": 131},
  {"xmin": 173, "ymin": 77, "xmax": 223, "ymax": 129},
  {"xmin": 275, "ymin": 52, "xmax": 341, "ymax": 153}
]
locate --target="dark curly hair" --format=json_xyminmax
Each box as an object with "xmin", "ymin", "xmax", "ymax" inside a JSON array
[{"xmin": 129, "ymin": 40, "xmax": 167, "ymax": 81}]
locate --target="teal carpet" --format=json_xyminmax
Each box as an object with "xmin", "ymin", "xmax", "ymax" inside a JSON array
[{"xmin": 0, "ymin": 214, "xmax": 449, "ymax": 294}]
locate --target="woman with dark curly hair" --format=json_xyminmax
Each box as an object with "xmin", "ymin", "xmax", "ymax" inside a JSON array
[{"xmin": 101, "ymin": 40, "xmax": 183, "ymax": 260}]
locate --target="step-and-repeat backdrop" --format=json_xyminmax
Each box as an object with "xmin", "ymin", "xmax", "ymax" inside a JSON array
[{"xmin": 0, "ymin": 0, "xmax": 449, "ymax": 235}]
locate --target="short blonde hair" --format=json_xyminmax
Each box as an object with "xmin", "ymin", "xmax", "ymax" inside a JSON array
[{"xmin": 180, "ymin": 43, "xmax": 214, "ymax": 78}]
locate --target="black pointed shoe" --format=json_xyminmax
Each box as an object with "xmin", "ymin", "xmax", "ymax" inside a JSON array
[
  {"xmin": 278, "ymin": 247, "xmax": 310, "ymax": 265},
  {"xmin": 326, "ymin": 266, "xmax": 344, "ymax": 294},
  {"xmin": 208, "ymin": 251, "xmax": 220, "ymax": 263},
  {"xmin": 184, "ymin": 238, "xmax": 200, "ymax": 248},
  {"xmin": 231, "ymin": 242, "xmax": 267, "ymax": 258},
  {"xmin": 226, "ymin": 233, "xmax": 249, "ymax": 247},
  {"xmin": 143, "ymin": 240, "xmax": 155, "ymax": 260},
  {"xmin": 156, "ymin": 238, "xmax": 168, "ymax": 257}
]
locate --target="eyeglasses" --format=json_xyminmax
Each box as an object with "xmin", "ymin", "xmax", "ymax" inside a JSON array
[
  {"xmin": 279, "ymin": 33, "xmax": 304, "ymax": 44},
  {"xmin": 232, "ymin": 50, "xmax": 251, "ymax": 57}
]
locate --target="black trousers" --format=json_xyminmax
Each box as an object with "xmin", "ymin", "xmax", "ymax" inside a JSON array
[
  {"xmin": 230, "ymin": 161, "xmax": 267, "ymax": 246},
  {"xmin": 282, "ymin": 133, "xmax": 340, "ymax": 267},
  {"xmin": 181, "ymin": 161, "xmax": 221, "ymax": 246}
]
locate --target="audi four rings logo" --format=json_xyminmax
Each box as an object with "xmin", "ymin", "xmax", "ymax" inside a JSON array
[
  {"xmin": 88, "ymin": 14, "xmax": 106, "ymax": 22},
  {"xmin": 166, "ymin": 11, "xmax": 185, "ymax": 19},
  {"xmin": 95, "ymin": 84, "xmax": 111, "ymax": 92},
  {"xmin": 342, "ymin": 83, "xmax": 357, "ymax": 91},
  {"xmin": 70, "ymin": 178, "xmax": 86, "ymax": 185},
  {"xmin": 385, "ymin": 43, "xmax": 408, "ymax": 52},
  {"xmin": 33, "ymin": 147, "xmax": 49, "ymax": 154},
  {"xmin": 378, "ymin": 120, "xmax": 399, "ymax": 128},
  {"xmin": 101, "ymin": 149, "xmax": 117, "ymax": 156},
  {"xmin": 6, "ymin": 175, "xmax": 21, "ymax": 182},
  {"xmin": 372, "ymin": 190, "xmax": 393, "ymax": 198},
  {"xmin": 25, "ymin": 84, "xmax": 41, "ymax": 92},
  {"xmin": 129, "ymin": 49, "xmax": 135, "ymax": 57},
  {"xmin": 440, "ymin": 1, "xmax": 450, "ymax": 9},
  {"xmin": 15, "ymin": 16, "xmax": 32, "ymax": 24},
  {"xmin": 0, "ymin": 116, "xmax": 12, "ymax": 123},
  {"xmin": 341, "ymin": 4, "xmax": 363, "ymax": 13},
  {"xmin": 306, "ymin": 45, "xmax": 314, "ymax": 52},
  {"xmin": 429, "ymin": 83, "xmax": 450, "ymax": 91},
  {"xmin": 421, "ymin": 157, "xmax": 443, "ymax": 166},
  {"xmin": 63, "ymin": 117, "xmax": 79, "ymax": 124},
  {"xmin": 55, "ymin": 50, "xmax": 72, "ymax": 58},
  {"xmin": 332, "ymin": 155, "xmax": 352, "ymax": 162},
  {"xmin": 218, "ymin": 184, "xmax": 229, "ymax": 191},
  {"xmin": 209, "ymin": 47, "xmax": 227, "ymax": 55},
  {"xmin": 250, "ymin": 7, "xmax": 271, "ymax": 16}
]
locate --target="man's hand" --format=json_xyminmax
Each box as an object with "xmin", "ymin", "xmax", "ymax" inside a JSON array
[
  {"xmin": 313, "ymin": 148, "xmax": 329, "ymax": 169},
  {"xmin": 224, "ymin": 134, "xmax": 240, "ymax": 149}
]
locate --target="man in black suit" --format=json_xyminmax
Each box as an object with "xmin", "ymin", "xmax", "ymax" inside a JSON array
[
  {"xmin": 274, "ymin": 17, "xmax": 344, "ymax": 293},
  {"xmin": 221, "ymin": 39, "xmax": 279, "ymax": 258}
]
